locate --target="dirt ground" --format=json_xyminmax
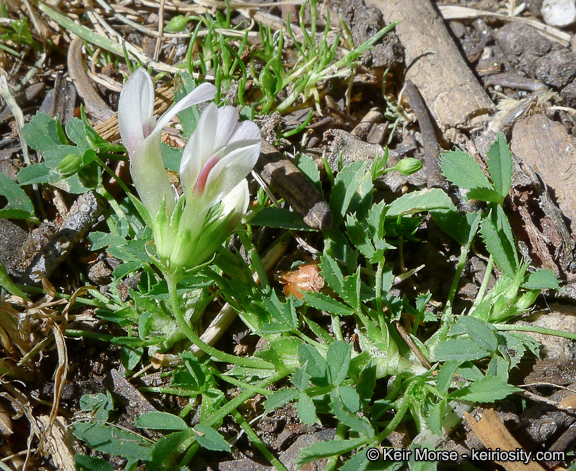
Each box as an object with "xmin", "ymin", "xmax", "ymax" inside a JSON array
[{"xmin": 2, "ymin": 0, "xmax": 576, "ymax": 470}]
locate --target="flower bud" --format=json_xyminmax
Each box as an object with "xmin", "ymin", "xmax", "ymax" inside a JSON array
[
  {"xmin": 57, "ymin": 153, "xmax": 82, "ymax": 176},
  {"xmin": 394, "ymin": 158, "xmax": 423, "ymax": 176}
]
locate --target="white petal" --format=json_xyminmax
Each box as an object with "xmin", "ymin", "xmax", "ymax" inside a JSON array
[
  {"xmin": 180, "ymin": 103, "xmax": 219, "ymax": 195},
  {"xmin": 130, "ymin": 133, "xmax": 175, "ymax": 218},
  {"xmin": 154, "ymin": 82, "xmax": 216, "ymax": 135},
  {"xmin": 203, "ymin": 139, "xmax": 261, "ymax": 206},
  {"xmin": 230, "ymin": 120, "xmax": 260, "ymax": 143},
  {"xmin": 221, "ymin": 179, "xmax": 250, "ymax": 221},
  {"xmin": 213, "ymin": 106, "xmax": 239, "ymax": 151},
  {"xmin": 118, "ymin": 68, "xmax": 154, "ymax": 157}
]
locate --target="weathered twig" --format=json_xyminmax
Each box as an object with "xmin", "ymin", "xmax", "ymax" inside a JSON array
[
  {"xmin": 20, "ymin": 192, "xmax": 103, "ymax": 286},
  {"xmin": 403, "ymin": 80, "xmax": 445, "ymax": 189},
  {"xmin": 256, "ymin": 140, "xmax": 333, "ymax": 230}
]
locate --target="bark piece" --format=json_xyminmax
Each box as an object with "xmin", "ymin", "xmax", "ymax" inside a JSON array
[
  {"xmin": 365, "ymin": 0, "xmax": 495, "ymax": 130},
  {"xmin": 465, "ymin": 408, "xmax": 546, "ymax": 471},
  {"xmin": 256, "ymin": 140, "xmax": 332, "ymax": 230},
  {"xmin": 511, "ymin": 114, "xmax": 576, "ymax": 234},
  {"xmin": 20, "ymin": 191, "xmax": 103, "ymax": 285},
  {"xmin": 496, "ymin": 22, "xmax": 576, "ymax": 88}
]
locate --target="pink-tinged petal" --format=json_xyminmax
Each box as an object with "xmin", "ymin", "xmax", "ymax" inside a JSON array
[
  {"xmin": 203, "ymin": 139, "xmax": 261, "ymax": 206},
  {"xmin": 130, "ymin": 133, "xmax": 175, "ymax": 219},
  {"xmin": 118, "ymin": 68, "xmax": 154, "ymax": 157},
  {"xmin": 153, "ymin": 82, "xmax": 217, "ymax": 136},
  {"xmin": 180, "ymin": 103, "xmax": 219, "ymax": 194},
  {"xmin": 230, "ymin": 120, "xmax": 260, "ymax": 143},
  {"xmin": 213, "ymin": 106, "xmax": 239, "ymax": 151},
  {"xmin": 193, "ymin": 155, "xmax": 219, "ymax": 195}
]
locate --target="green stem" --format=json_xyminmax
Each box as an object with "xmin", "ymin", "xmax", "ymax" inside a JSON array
[
  {"xmin": 471, "ymin": 255, "xmax": 494, "ymax": 310},
  {"xmin": 324, "ymin": 422, "xmax": 347, "ymax": 471},
  {"xmin": 375, "ymin": 382, "xmax": 416, "ymax": 443},
  {"xmin": 375, "ymin": 262, "xmax": 386, "ymax": 330},
  {"xmin": 445, "ymin": 244, "xmax": 469, "ymax": 312},
  {"xmin": 232, "ymin": 410, "xmax": 289, "ymax": 471},
  {"xmin": 180, "ymin": 371, "xmax": 288, "ymax": 466},
  {"xmin": 165, "ymin": 273, "xmax": 272, "ymax": 369},
  {"xmin": 494, "ymin": 323, "xmax": 576, "ymax": 341}
]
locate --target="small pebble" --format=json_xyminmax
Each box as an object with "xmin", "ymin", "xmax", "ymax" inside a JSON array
[{"xmin": 541, "ymin": 0, "xmax": 576, "ymax": 27}]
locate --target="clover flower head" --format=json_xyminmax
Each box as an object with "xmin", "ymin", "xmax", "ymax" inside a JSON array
[
  {"xmin": 118, "ymin": 68, "xmax": 261, "ymax": 272},
  {"xmin": 118, "ymin": 68, "xmax": 216, "ymax": 219}
]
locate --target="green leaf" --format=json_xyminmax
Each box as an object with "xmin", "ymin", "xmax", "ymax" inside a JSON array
[
  {"xmin": 72, "ymin": 422, "xmax": 153, "ymax": 462},
  {"xmin": 298, "ymin": 343, "xmax": 328, "ymax": 385},
  {"xmin": 440, "ymin": 149, "xmax": 493, "ymax": 192},
  {"xmin": 65, "ymin": 117, "xmax": 90, "ymax": 149},
  {"xmin": 356, "ymin": 361, "xmax": 377, "ymax": 404},
  {"xmin": 339, "ymin": 385, "xmax": 361, "ymax": 413},
  {"xmin": 113, "ymin": 261, "xmax": 143, "ymax": 280},
  {"xmin": 467, "ymin": 187, "xmax": 505, "ymax": 204},
  {"xmin": 120, "ymin": 345, "xmax": 143, "ymax": 371},
  {"xmin": 427, "ymin": 400, "xmax": 446, "ymax": 437},
  {"xmin": 341, "ymin": 451, "xmax": 370, "ymax": 471},
  {"xmin": 0, "ymin": 173, "xmax": 34, "ymax": 219},
  {"xmin": 387, "ymin": 188, "xmax": 455, "ymax": 217},
  {"xmin": 161, "ymin": 143, "xmax": 183, "ymax": 172},
  {"xmin": 22, "ymin": 112, "xmax": 66, "ymax": 152},
  {"xmin": 487, "ymin": 355, "xmax": 509, "ymax": 382},
  {"xmin": 436, "ymin": 361, "xmax": 460, "ymax": 396},
  {"xmin": 456, "ymin": 317, "xmax": 498, "ymax": 353},
  {"xmin": 295, "ymin": 438, "xmax": 368, "ymax": 466},
  {"xmin": 523, "ymin": 269, "xmax": 560, "ymax": 290},
  {"xmin": 449, "ymin": 376, "xmax": 520, "ymax": 402},
  {"xmin": 74, "ymin": 455, "xmax": 114, "ymax": 471},
  {"xmin": 320, "ymin": 254, "xmax": 345, "ymax": 292},
  {"xmin": 303, "ymin": 291, "xmax": 355, "ymax": 316},
  {"xmin": 298, "ymin": 392, "xmax": 320, "ymax": 425},
  {"xmin": 292, "ymin": 367, "xmax": 311, "ymax": 391},
  {"xmin": 480, "ymin": 207, "xmax": 518, "ymax": 278},
  {"xmin": 80, "ymin": 107, "xmax": 125, "ymax": 153},
  {"xmin": 432, "ymin": 211, "xmax": 481, "ymax": 247},
  {"xmin": 249, "ymin": 207, "xmax": 316, "ymax": 231},
  {"xmin": 259, "ymin": 291, "xmax": 298, "ymax": 333},
  {"xmin": 487, "ymin": 133, "xmax": 512, "ymax": 200},
  {"xmin": 265, "ymin": 388, "xmax": 299, "ymax": 412},
  {"xmin": 327, "ymin": 341, "xmax": 352, "ymax": 386},
  {"xmin": 17, "ymin": 162, "xmax": 51, "ymax": 185},
  {"xmin": 151, "ymin": 430, "xmax": 192, "ymax": 464},
  {"xmin": 330, "ymin": 161, "xmax": 372, "ymax": 226},
  {"xmin": 135, "ymin": 412, "xmax": 189, "ymax": 431},
  {"xmin": 193, "ymin": 424, "xmax": 230, "ymax": 452},
  {"xmin": 433, "ymin": 339, "xmax": 490, "ymax": 362},
  {"xmin": 330, "ymin": 388, "xmax": 374, "ymax": 437},
  {"xmin": 297, "ymin": 153, "xmax": 322, "ymax": 191},
  {"xmin": 173, "ymin": 72, "xmax": 202, "ymax": 140}
]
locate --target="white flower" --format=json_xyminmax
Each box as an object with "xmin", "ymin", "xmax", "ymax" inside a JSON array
[
  {"xmin": 166, "ymin": 103, "xmax": 261, "ymax": 269},
  {"xmin": 118, "ymin": 68, "xmax": 216, "ymax": 219},
  {"xmin": 118, "ymin": 68, "xmax": 261, "ymax": 272}
]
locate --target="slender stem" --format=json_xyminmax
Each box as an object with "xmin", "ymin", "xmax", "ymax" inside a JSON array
[
  {"xmin": 165, "ymin": 273, "xmax": 273, "ymax": 369},
  {"xmin": 180, "ymin": 371, "xmax": 289, "ymax": 466},
  {"xmin": 494, "ymin": 323, "xmax": 576, "ymax": 341},
  {"xmin": 324, "ymin": 423, "xmax": 347, "ymax": 471},
  {"xmin": 375, "ymin": 382, "xmax": 416, "ymax": 442},
  {"xmin": 471, "ymin": 255, "xmax": 494, "ymax": 310},
  {"xmin": 375, "ymin": 262, "xmax": 386, "ymax": 330},
  {"xmin": 445, "ymin": 244, "xmax": 469, "ymax": 312},
  {"xmin": 232, "ymin": 410, "xmax": 289, "ymax": 471}
]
